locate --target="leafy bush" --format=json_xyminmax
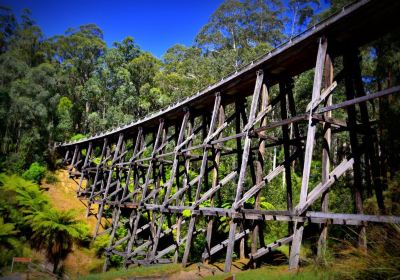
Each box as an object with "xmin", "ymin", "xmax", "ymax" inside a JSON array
[
  {"xmin": 70, "ymin": 134, "xmax": 86, "ymax": 141},
  {"xmin": 93, "ymin": 234, "xmax": 110, "ymax": 257},
  {"xmin": 22, "ymin": 162, "xmax": 47, "ymax": 184}
]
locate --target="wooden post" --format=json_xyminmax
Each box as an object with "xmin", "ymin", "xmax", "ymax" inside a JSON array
[
  {"xmin": 344, "ymin": 51, "xmax": 366, "ymax": 250},
  {"xmin": 175, "ymin": 115, "xmax": 194, "ymax": 263},
  {"xmin": 86, "ymin": 138, "xmax": 108, "ymax": 217},
  {"xmin": 77, "ymin": 142, "xmax": 92, "ymax": 195},
  {"xmin": 182, "ymin": 93, "xmax": 221, "ymax": 267},
  {"xmin": 280, "ymin": 80, "xmax": 293, "ymax": 233},
  {"xmin": 351, "ymin": 49, "xmax": 386, "ymax": 213},
  {"xmin": 290, "ymin": 37, "xmax": 327, "ymax": 270},
  {"xmin": 204, "ymin": 104, "xmax": 225, "ymax": 263},
  {"xmin": 94, "ymin": 133, "xmax": 124, "ymax": 237},
  {"xmin": 226, "ymin": 70, "xmax": 264, "ymax": 272},
  {"xmin": 68, "ymin": 145, "xmax": 79, "ymax": 175},
  {"xmin": 317, "ymin": 53, "xmax": 333, "ymax": 262},
  {"xmin": 252, "ymin": 80, "xmax": 269, "ymax": 266}
]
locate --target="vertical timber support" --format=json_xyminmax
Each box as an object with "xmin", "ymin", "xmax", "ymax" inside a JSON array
[
  {"xmin": 351, "ymin": 49, "xmax": 386, "ymax": 213},
  {"xmin": 94, "ymin": 133, "xmax": 124, "ymax": 238},
  {"xmin": 344, "ymin": 51, "xmax": 367, "ymax": 250},
  {"xmin": 225, "ymin": 70, "xmax": 264, "ymax": 272},
  {"xmin": 317, "ymin": 52, "xmax": 333, "ymax": 261},
  {"xmin": 204, "ymin": 104, "xmax": 225, "ymax": 263},
  {"xmin": 182, "ymin": 92, "xmax": 221, "ymax": 267},
  {"xmin": 289, "ymin": 37, "xmax": 327, "ymax": 270},
  {"xmin": 251, "ymin": 78, "xmax": 269, "ymax": 267},
  {"xmin": 77, "ymin": 141, "xmax": 93, "ymax": 195},
  {"xmin": 280, "ymin": 79, "xmax": 293, "ymax": 234},
  {"xmin": 86, "ymin": 138, "xmax": 108, "ymax": 217}
]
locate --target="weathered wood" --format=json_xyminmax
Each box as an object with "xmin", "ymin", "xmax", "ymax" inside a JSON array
[
  {"xmin": 289, "ymin": 37, "xmax": 327, "ymax": 270},
  {"xmin": 204, "ymin": 104, "xmax": 225, "ymax": 263},
  {"xmin": 182, "ymin": 93, "xmax": 222, "ymax": 267},
  {"xmin": 280, "ymin": 79, "xmax": 294, "ymax": 237},
  {"xmin": 86, "ymin": 138, "xmax": 108, "ymax": 217},
  {"xmin": 351, "ymin": 49, "xmax": 385, "ymax": 213},
  {"xmin": 249, "ymin": 236, "xmax": 293, "ymax": 260},
  {"xmin": 95, "ymin": 133, "xmax": 124, "ymax": 237},
  {"xmin": 297, "ymin": 157, "xmax": 354, "ymax": 214},
  {"xmin": 344, "ymin": 51, "xmax": 366, "ymax": 250},
  {"xmin": 203, "ymin": 229, "xmax": 250, "ymax": 260},
  {"xmin": 55, "ymin": 1, "xmax": 400, "ymax": 270},
  {"xmin": 225, "ymin": 70, "xmax": 264, "ymax": 272},
  {"xmin": 318, "ymin": 53, "xmax": 333, "ymax": 261},
  {"xmin": 252, "ymin": 81, "xmax": 268, "ymax": 263}
]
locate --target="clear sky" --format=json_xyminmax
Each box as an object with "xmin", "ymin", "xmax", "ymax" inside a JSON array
[
  {"xmin": 2, "ymin": 0, "xmax": 329, "ymax": 58},
  {"xmin": 2, "ymin": 0, "xmax": 223, "ymax": 58}
]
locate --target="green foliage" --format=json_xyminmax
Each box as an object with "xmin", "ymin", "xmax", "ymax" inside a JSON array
[
  {"xmin": 0, "ymin": 173, "xmax": 89, "ymax": 272},
  {"xmin": 31, "ymin": 209, "xmax": 89, "ymax": 273},
  {"xmin": 22, "ymin": 162, "xmax": 47, "ymax": 183},
  {"xmin": 92, "ymin": 234, "xmax": 110, "ymax": 258},
  {"xmin": 0, "ymin": 217, "xmax": 21, "ymax": 267},
  {"xmin": 182, "ymin": 209, "xmax": 191, "ymax": 218},
  {"xmin": 70, "ymin": 133, "xmax": 86, "ymax": 141}
]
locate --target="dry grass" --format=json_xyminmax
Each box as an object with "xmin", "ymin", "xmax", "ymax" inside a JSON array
[{"xmin": 42, "ymin": 169, "xmax": 99, "ymax": 232}]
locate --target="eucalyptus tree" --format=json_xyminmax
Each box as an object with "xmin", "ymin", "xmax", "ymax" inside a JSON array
[{"xmin": 195, "ymin": 0, "xmax": 284, "ymax": 69}]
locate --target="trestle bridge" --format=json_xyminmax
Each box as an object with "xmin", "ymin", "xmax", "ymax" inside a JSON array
[{"xmin": 56, "ymin": 0, "xmax": 400, "ymax": 272}]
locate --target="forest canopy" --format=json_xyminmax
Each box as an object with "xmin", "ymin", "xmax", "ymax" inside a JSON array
[{"xmin": 0, "ymin": 0, "xmax": 326, "ymax": 173}]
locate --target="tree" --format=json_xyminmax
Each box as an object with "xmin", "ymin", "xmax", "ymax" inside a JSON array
[
  {"xmin": 288, "ymin": 0, "xmax": 320, "ymax": 37},
  {"xmin": 195, "ymin": 0, "xmax": 283, "ymax": 68},
  {"xmin": 31, "ymin": 209, "xmax": 88, "ymax": 274}
]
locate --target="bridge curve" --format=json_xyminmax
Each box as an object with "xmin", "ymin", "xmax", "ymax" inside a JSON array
[
  {"xmin": 56, "ymin": 0, "xmax": 400, "ymax": 149},
  {"xmin": 57, "ymin": 0, "xmax": 400, "ymax": 273}
]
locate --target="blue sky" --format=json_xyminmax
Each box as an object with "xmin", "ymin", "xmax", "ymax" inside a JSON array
[
  {"xmin": 3, "ymin": 0, "xmax": 328, "ymax": 58},
  {"xmin": 3, "ymin": 0, "xmax": 223, "ymax": 58}
]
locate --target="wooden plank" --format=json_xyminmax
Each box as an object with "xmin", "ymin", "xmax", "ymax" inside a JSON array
[
  {"xmin": 306, "ymin": 81, "xmax": 337, "ymax": 111},
  {"xmin": 203, "ymin": 229, "xmax": 250, "ymax": 260},
  {"xmin": 204, "ymin": 104, "xmax": 225, "ymax": 263},
  {"xmin": 249, "ymin": 236, "xmax": 293, "ymax": 260},
  {"xmin": 193, "ymin": 171, "xmax": 237, "ymax": 208},
  {"xmin": 298, "ymin": 157, "xmax": 354, "ymax": 213},
  {"xmin": 68, "ymin": 145, "xmax": 79, "ymax": 175},
  {"xmin": 234, "ymin": 165, "xmax": 284, "ymax": 209}
]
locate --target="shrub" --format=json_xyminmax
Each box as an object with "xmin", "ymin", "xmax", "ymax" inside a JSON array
[
  {"xmin": 22, "ymin": 162, "xmax": 47, "ymax": 184},
  {"xmin": 70, "ymin": 134, "xmax": 86, "ymax": 141},
  {"xmin": 92, "ymin": 234, "xmax": 110, "ymax": 257}
]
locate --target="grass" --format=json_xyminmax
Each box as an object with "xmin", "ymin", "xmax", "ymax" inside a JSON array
[
  {"xmin": 203, "ymin": 265, "xmax": 336, "ymax": 280},
  {"xmin": 78, "ymin": 264, "xmax": 181, "ymax": 280}
]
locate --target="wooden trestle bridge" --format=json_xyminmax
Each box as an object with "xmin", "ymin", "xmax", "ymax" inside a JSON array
[{"xmin": 55, "ymin": 0, "xmax": 400, "ymax": 272}]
